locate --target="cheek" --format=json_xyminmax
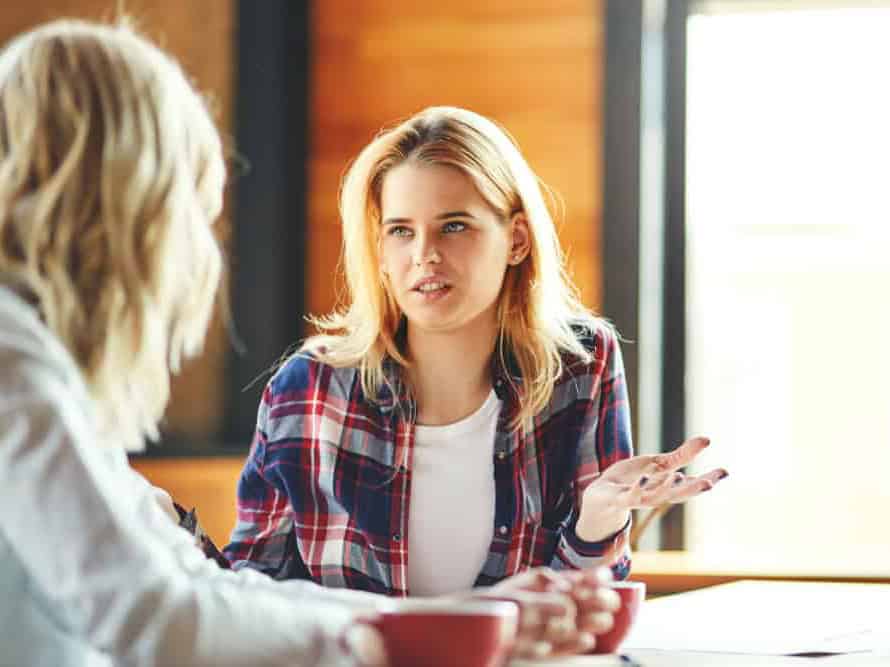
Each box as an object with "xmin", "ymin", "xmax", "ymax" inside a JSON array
[{"xmin": 380, "ymin": 241, "xmax": 412, "ymax": 276}]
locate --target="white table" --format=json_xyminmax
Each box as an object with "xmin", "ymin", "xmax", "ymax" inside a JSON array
[{"xmin": 513, "ymin": 580, "xmax": 890, "ymax": 666}]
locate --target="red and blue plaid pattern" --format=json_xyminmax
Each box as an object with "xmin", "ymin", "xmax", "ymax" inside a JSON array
[{"xmin": 224, "ymin": 321, "xmax": 633, "ymax": 596}]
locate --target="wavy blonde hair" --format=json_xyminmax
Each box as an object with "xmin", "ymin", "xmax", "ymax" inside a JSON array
[
  {"xmin": 306, "ymin": 106, "xmax": 598, "ymax": 429},
  {"xmin": 0, "ymin": 20, "xmax": 225, "ymax": 450}
]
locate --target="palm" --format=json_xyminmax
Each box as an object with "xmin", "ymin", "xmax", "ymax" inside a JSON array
[{"xmin": 583, "ymin": 436, "xmax": 728, "ymax": 517}]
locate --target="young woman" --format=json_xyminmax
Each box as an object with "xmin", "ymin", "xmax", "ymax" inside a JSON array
[{"xmin": 226, "ymin": 107, "xmax": 728, "ymax": 654}]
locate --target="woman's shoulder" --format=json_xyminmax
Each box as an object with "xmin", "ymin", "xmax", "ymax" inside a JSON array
[
  {"xmin": 266, "ymin": 347, "xmax": 360, "ymax": 401},
  {"xmin": 0, "ymin": 285, "xmax": 86, "ymax": 396}
]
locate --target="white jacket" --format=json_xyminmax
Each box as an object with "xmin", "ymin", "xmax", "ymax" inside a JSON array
[{"xmin": 0, "ymin": 285, "xmax": 380, "ymax": 667}]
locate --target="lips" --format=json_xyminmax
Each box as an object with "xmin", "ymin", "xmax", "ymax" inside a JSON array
[{"xmin": 411, "ymin": 276, "xmax": 452, "ymax": 292}]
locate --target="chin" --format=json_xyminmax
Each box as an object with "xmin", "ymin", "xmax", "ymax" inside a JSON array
[{"xmin": 406, "ymin": 316, "xmax": 461, "ymax": 334}]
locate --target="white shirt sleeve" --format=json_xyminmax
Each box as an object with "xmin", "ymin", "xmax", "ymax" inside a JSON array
[{"xmin": 0, "ymin": 341, "xmax": 381, "ymax": 666}]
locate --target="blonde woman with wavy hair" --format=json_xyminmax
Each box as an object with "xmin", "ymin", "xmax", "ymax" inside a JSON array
[
  {"xmin": 0, "ymin": 19, "xmax": 406, "ymax": 667},
  {"xmin": 227, "ymin": 107, "xmax": 728, "ymax": 658}
]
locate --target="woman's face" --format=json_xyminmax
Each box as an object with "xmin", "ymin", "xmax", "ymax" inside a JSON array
[{"xmin": 379, "ymin": 162, "xmax": 527, "ymax": 339}]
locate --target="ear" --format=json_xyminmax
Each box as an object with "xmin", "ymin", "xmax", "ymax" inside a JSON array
[{"xmin": 507, "ymin": 212, "xmax": 531, "ymax": 265}]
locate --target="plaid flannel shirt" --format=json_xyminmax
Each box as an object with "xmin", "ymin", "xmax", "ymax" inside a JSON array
[{"xmin": 224, "ymin": 321, "xmax": 633, "ymax": 596}]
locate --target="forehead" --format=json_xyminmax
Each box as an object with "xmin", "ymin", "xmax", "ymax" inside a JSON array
[{"xmin": 380, "ymin": 162, "xmax": 488, "ymax": 215}]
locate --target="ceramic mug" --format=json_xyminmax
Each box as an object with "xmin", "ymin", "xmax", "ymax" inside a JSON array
[
  {"xmin": 367, "ymin": 598, "xmax": 519, "ymax": 667},
  {"xmin": 589, "ymin": 580, "xmax": 646, "ymax": 654}
]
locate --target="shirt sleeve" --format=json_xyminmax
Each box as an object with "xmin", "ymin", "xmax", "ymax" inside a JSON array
[
  {"xmin": 0, "ymin": 349, "xmax": 375, "ymax": 667},
  {"xmin": 223, "ymin": 381, "xmax": 310, "ymax": 580},
  {"xmin": 548, "ymin": 325, "xmax": 633, "ymax": 579}
]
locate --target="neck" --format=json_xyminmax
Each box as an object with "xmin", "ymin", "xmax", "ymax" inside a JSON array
[{"xmin": 406, "ymin": 320, "xmax": 497, "ymax": 426}]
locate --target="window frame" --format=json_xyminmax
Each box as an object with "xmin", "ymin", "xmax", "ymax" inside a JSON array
[
  {"xmin": 137, "ymin": 0, "xmax": 312, "ymax": 458},
  {"xmin": 603, "ymin": 0, "xmax": 689, "ymax": 549}
]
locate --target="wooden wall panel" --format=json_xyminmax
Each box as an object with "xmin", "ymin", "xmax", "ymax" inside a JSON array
[
  {"xmin": 0, "ymin": 1, "xmax": 234, "ymax": 440},
  {"xmin": 131, "ymin": 457, "xmax": 243, "ymax": 547},
  {"xmin": 308, "ymin": 0, "xmax": 605, "ymax": 319}
]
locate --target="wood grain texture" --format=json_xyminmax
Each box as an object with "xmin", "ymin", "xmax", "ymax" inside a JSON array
[
  {"xmin": 308, "ymin": 0, "xmax": 605, "ymax": 319},
  {"xmin": 0, "ymin": 1, "xmax": 234, "ymax": 440}
]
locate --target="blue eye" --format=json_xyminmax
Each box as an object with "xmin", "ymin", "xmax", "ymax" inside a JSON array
[
  {"xmin": 387, "ymin": 226, "xmax": 413, "ymax": 238},
  {"xmin": 442, "ymin": 221, "xmax": 467, "ymax": 233}
]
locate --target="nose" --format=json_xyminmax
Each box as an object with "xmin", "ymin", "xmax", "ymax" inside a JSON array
[{"xmin": 412, "ymin": 232, "xmax": 441, "ymax": 267}]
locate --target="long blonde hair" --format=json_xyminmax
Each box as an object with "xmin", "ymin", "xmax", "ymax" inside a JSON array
[
  {"xmin": 0, "ymin": 20, "xmax": 225, "ymax": 450},
  {"xmin": 306, "ymin": 106, "xmax": 597, "ymax": 429}
]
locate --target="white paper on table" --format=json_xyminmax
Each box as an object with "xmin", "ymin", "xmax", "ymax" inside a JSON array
[
  {"xmin": 511, "ymin": 657, "xmax": 626, "ymax": 667},
  {"xmin": 622, "ymin": 580, "xmax": 890, "ymax": 655}
]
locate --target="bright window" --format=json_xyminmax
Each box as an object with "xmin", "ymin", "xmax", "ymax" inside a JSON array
[{"xmin": 684, "ymin": 6, "xmax": 890, "ymax": 566}]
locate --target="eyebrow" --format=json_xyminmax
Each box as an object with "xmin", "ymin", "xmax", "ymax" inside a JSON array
[{"xmin": 381, "ymin": 211, "xmax": 477, "ymax": 226}]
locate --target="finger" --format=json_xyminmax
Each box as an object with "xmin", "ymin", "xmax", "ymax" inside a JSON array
[
  {"xmin": 561, "ymin": 575, "xmax": 621, "ymax": 616},
  {"xmin": 578, "ymin": 610, "xmax": 615, "ymax": 635},
  {"xmin": 539, "ymin": 595, "xmax": 578, "ymax": 645},
  {"xmin": 515, "ymin": 566, "xmax": 573, "ymax": 594},
  {"xmin": 619, "ymin": 475, "xmax": 649, "ymax": 506},
  {"xmin": 563, "ymin": 566, "xmax": 614, "ymax": 592},
  {"xmin": 664, "ymin": 475, "xmax": 720, "ymax": 505},
  {"xmin": 544, "ymin": 612, "xmax": 576, "ymax": 644},
  {"xmin": 510, "ymin": 591, "xmax": 575, "ymax": 659},
  {"xmin": 513, "ymin": 637, "xmax": 555, "ymax": 660},
  {"xmin": 700, "ymin": 468, "xmax": 729, "ymax": 485},
  {"xmin": 507, "ymin": 591, "xmax": 575, "ymax": 642},
  {"xmin": 640, "ymin": 471, "xmax": 674, "ymax": 492},
  {"xmin": 641, "ymin": 472, "xmax": 684, "ymax": 506},
  {"xmin": 549, "ymin": 631, "xmax": 598, "ymax": 657},
  {"xmin": 652, "ymin": 436, "xmax": 710, "ymax": 473}
]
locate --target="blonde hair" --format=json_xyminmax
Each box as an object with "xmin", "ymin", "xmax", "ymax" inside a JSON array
[
  {"xmin": 0, "ymin": 20, "xmax": 225, "ymax": 450},
  {"xmin": 306, "ymin": 106, "xmax": 598, "ymax": 429}
]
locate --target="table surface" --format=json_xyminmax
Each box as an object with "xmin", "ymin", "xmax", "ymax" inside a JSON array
[
  {"xmin": 513, "ymin": 649, "xmax": 890, "ymax": 666},
  {"xmin": 513, "ymin": 579, "xmax": 890, "ymax": 666}
]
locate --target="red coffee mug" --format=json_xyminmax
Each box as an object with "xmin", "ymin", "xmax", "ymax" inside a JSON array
[
  {"xmin": 368, "ymin": 599, "xmax": 518, "ymax": 667},
  {"xmin": 590, "ymin": 580, "xmax": 646, "ymax": 654}
]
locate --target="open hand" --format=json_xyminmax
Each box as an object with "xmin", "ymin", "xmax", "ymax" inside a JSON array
[{"xmin": 577, "ymin": 436, "xmax": 728, "ymax": 542}]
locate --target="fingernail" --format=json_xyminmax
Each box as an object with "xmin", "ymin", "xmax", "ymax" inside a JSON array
[
  {"xmin": 576, "ymin": 586, "xmax": 594, "ymax": 600},
  {"xmin": 579, "ymin": 632, "xmax": 596, "ymax": 650}
]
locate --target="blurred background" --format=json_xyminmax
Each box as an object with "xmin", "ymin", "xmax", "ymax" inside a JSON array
[{"xmin": 4, "ymin": 0, "xmax": 887, "ymax": 591}]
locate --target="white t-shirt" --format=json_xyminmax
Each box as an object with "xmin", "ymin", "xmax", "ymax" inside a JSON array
[{"xmin": 407, "ymin": 390, "xmax": 501, "ymax": 596}]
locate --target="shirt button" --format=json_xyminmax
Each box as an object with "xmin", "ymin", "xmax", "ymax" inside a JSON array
[
  {"xmin": 392, "ymin": 533, "xmax": 401, "ymax": 542},
  {"xmin": 498, "ymin": 525, "xmax": 509, "ymax": 536},
  {"xmin": 496, "ymin": 451, "xmax": 507, "ymax": 461}
]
